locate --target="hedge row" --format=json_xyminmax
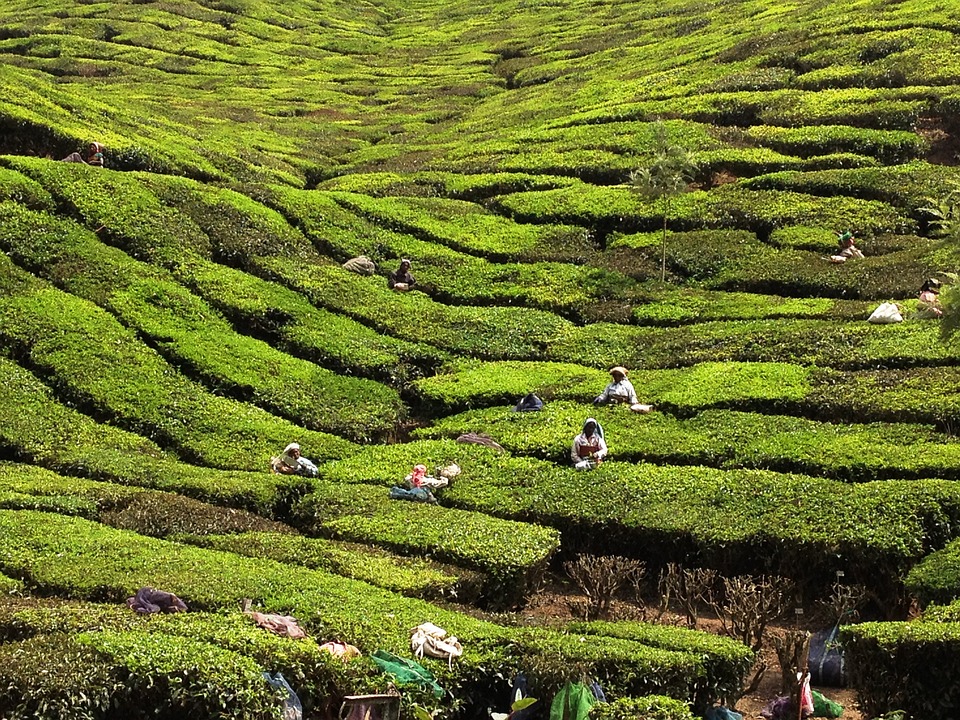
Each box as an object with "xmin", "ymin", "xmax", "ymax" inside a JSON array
[
  {"xmin": 314, "ymin": 171, "xmax": 581, "ymax": 201},
  {"xmin": 840, "ymin": 620, "xmax": 960, "ymax": 719},
  {"xmin": 628, "ymin": 284, "xmax": 865, "ymax": 325},
  {"xmin": 0, "ymin": 629, "xmax": 280, "ymax": 719},
  {"xmin": 0, "ymin": 160, "xmax": 447, "ymax": 381},
  {"xmin": 546, "ymin": 316, "xmax": 955, "ymax": 373},
  {"xmin": 183, "ymin": 532, "xmax": 477, "ymax": 603},
  {"xmin": 0, "ymin": 357, "xmax": 296, "ymax": 513},
  {"xmin": 0, "ymin": 600, "xmax": 371, "ymax": 719},
  {"xmin": 905, "ymin": 538, "xmax": 960, "ymax": 608},
  {"xmin": 0, "ymin": 454, "xmax": 516, "ymax": 605},
  {"xmin": 409, "ymin": 359, "xmax": 960, "ymax": 429},
  {"xmin": 742, "ymin": 125, "xmax": 928, "ymax": 165},
  {"xmin": 292, "ymin": 479, "xmax": 559, "ymax": 609},
  {"xmin": 7, "ymin": 160, "xmax": 952, "ymax": 371},
  {"xmin": 416, "ymin": 402, "xmax": 960, "ymax": 483},
  {"xmin": 260, "ymin": 257, "xmax": 575, "ymax": 360},
  {"xmin": 316, "ymin": 438, "xmax": 960, "ymax": 604},
  {"xmin": 0, "ymin": 253, "xmax": 353, "ymax": 471},
  {"xmin": 410, "ymin": 359, "xmax": 810, "ymax": 415},
  {"xmin": 569, "ymin": 621, "xmax": 753, "ymax": 709},
  {"xmin": 605, "ymin": 226, "xmax": 942, "ymax": 300},
  {"xmin": 326, "ymin": 190, "xmax": 589, "ymax": 262},
  {"xmin": 0, "ymin": 362, "xmax": 560, "ymax": 590},
  {"xmin": 264, "ymin": 186, "xmax": 633, "ymax": 322},
  {"xmin": 742, "ymin": 161, "xmax": 960, "ymax": 214},
  {"xmin": 179, "ymin": 255, "xmax": 449, "ymax": 383},
  {"xmin": 493, "ymin": 182, "xmax": 910, "ymax": 238},
  {"xmin": 0, "ymin": 510, "xmax": 749, "ymax": 711},
  {"xmin": 0, "ymin": 201, "xmax": 405, "ymax": 443}
]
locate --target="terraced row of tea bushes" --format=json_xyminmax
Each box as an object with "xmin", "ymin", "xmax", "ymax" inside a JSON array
[
  {"xmin": 327, "ymin": 191, "xmax": 590, "ymax": 262},
  {"xmin": 417, "ymin": 402, "xmax": 960, "ymax": 482},
  {"xmin": 0, "ymin": 201, "xmax": 405, "ymax": 442},
  {"xmin": 568, "ymin": 621, "xmax": 752, "ymax": 708},
  {"xmin": 548, "ymin": 316, "xmax": 953, "ymax": 372},
  {"xmin": 263, "ymin": 258, "xmax": 576, "ymax": 360},
  {"xmin": 742, "ymin": 162, "xmax": 960, "ymax": 214},
  {"xmin": 184, "ymin": 532, "xmax": 476, "ymax": 602},
  {"xmin": 0, "ymin": 253, "xmax": 353, "ymax": 470},
  {"xmin": 179, "ymin": 256, "xmax": 448, "ymax": 383},
  {"xmin": 0, "ymin": 462, "xmax": 142, "ymax": 518},
  {"xmin": 432, "ymin": 122, "xmax": 879, "ymax": 181},
  {"xmin": 0, "ymin": 628, "xmax": 281, "ymax": 719},
  {"xmin": 314, "ymin": 171, "xmax": 580, "ymax": 201},
  {"xmin": 840, "ymin": 620, "xmax": 960, "ymax": 719},
  {"xmin": 0, "ymin": 454, "xmax": 494, "ymax": 602},
  {"xmin": 493, "ymin": 182, "xmax": 910, "ymax": 238},
  {"xmin": 316, "ymin": 439, "xmax": 960, "ymax": 603},
  {"xmin": 292, "ymin": 480, "xmax": 558, "ymax": 608},
  {"xmin": 265, "ymin": 186, "xmax": 634, "ymax": 322},
  {"xmin": 904, "ymin": 538, "xmax": 960, "ymax": 608},
  {"xmin": 0, "ymin": 600, "xmax": 376, "ymax": 719},
  {"xmin": 10, "ymin": 160, "xmax": 950, "ymax": 370},
  {"xmin": 0, "ymin": 357, "xmax": 296, "ymax": 513},
  {"xmin": 0, "ymin": 159, "xmax": 448, "ymax": 381},
  {"xmin": 628, "ymin": 283, "xmax": 866, "ymax": 325},
  {"xmin": 409, "ymin": 359, "xmax": 960, "ymax": 428},
  {"xmin": 0, "ymin": 362, "xmax": 555, "ymax": 597},
  {"xmin": 0, "ymin": 459, "xmax": 475, "ymax": 602},
  {"xmin": 607, "ymin": 227, "xmax": 943, "ymax": 299},
  {"xmin": 411, "ymin": 359, "xmax": 813, "ymax": 415},
  {"xmin": 0, "ymin": 510, "xmax": 749, "ymax": 710},
  {"xmin": 741, "ymin": 125, "xmax": 928, "ymax": 165}
]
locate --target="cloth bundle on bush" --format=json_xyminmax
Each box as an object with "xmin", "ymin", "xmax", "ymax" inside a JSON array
[
  {"xmin": 410, "ymin": 622, "xmax": 463, "ymax": 667},
  {"xmin": 319, "ymin": 640, "xmax": 362, "ymax": 661},
  {"xmin": 371, "ymin": 649, "xmax": 443, "ymax": 698},
  {"xmin": 342, "ymin": 256, "xmax": 376, "ymax": 275},
  {"xmin": 247, "ymin": 611, "xmax": 307, "ymax": 639},
  {"xmin": 867, "ymin": 302, "xmax": 903, "ymax": 324},
  {"xmin": 264, "ymin": 671, "xmax": 303, "ymax": 720},
  {"xmin": 126, "ymin": 586, "xmax": 187, "ymax": 614},
  {"xmin": 513, "ymin": 393, "xmax": 544, "ymax": 412}
]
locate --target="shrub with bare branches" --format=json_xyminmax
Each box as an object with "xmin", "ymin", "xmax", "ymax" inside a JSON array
[
  {"xmin": 657, "ymin": 563, "xmax": 716, "ymax": 628},
  {"xmin": 563, "ymin": 554, "xmax": 645, "ymax": 620}
]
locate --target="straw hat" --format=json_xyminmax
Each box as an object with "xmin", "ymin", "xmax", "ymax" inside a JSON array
[{"xmin": 609, "ymin": 366, "xmax": 628, "ymax": 378}]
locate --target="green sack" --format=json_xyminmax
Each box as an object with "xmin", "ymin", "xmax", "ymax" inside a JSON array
[
  {"xmin": 811, "ymin": 690, "xmax": 843, "ymax": 718},
  {"xmin": 371, "ymin": 649, "xmax": 444, "ymax": 699},
  {"xmin": 549, "ymin": 682, "xmax": 596, "ymax": 720}
]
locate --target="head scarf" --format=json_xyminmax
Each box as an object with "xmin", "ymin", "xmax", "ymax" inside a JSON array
[
  {"xmin": 280, "ymin": 443, "xmax": 301, "ymax": 468},
  {"xmin": 409, "ymin": 463, "xmax": 427, "ymax": 488},
  {"xmin": 582, "ymin": 417, "xmax": 604, "ymax": 440},
  {"xmin": 609, "ymin": 366, "xmax": 628, "ymax": 378}
]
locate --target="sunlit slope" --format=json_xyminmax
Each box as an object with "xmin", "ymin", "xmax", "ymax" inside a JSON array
[{"xmin": 1, "ymin": 0, "xmax": 958, "ymax": 182}]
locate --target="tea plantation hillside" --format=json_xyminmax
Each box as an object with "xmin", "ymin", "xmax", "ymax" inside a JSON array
[{"xmin": 3, "ymin": 0, "xmax": 960, "ymax": 718}]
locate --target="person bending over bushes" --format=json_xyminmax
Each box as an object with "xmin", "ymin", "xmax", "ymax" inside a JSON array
[
  {"xmin": 388, "ymin": 259, "xmax": 416, "ymax": 291},
  {"xmin": 594, "ymin": 366, "xmax": 653, "ymax": 413},
  {"xmin": 61, "ymin": 141, "xmax": 105, "ymax": 167},
  {"xmin": 828, "ymin": 230, "xmax": 863, "ymax": 263},
  {"xmin": 916, "ymin": 277, "xmax": 944, "ymax": 318},
  {"xmin": 572, "ymin": 417, "xmax": 607, "ymax": 470},
  {"xmin": 270, "ymin": 442, "xmax": 319, "ymax": 477}
]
